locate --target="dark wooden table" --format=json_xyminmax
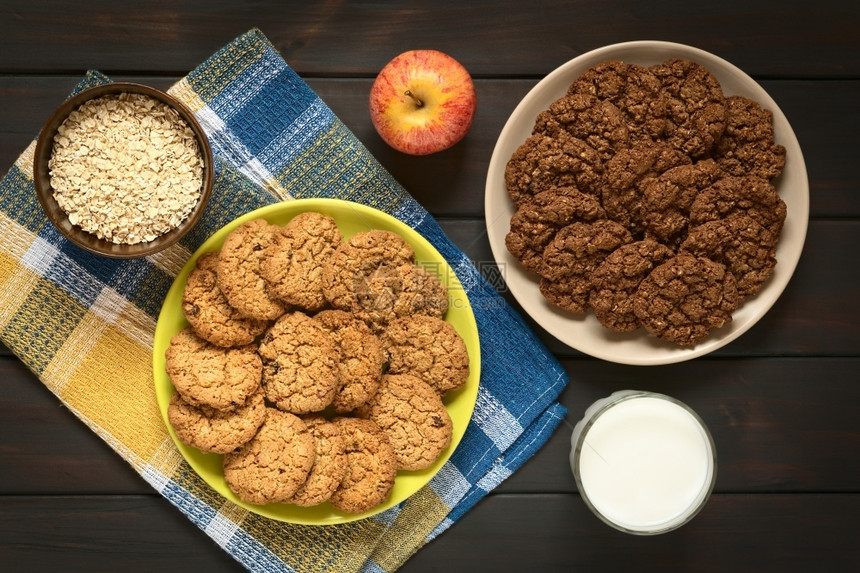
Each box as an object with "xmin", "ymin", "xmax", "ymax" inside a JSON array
[{"xmin": 2, "ymin": 1, "xmax": 859, "ymax": 571}]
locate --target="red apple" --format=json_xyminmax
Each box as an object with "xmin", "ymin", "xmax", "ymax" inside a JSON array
[{"xmin": 369, "ymin": 50, "xmax": 477, "ymax": 155}]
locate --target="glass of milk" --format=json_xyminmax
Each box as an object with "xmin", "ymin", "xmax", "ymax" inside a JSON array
[{"xmin": 569, "ymin": 390, "xmax": 717, "ymax": 535}]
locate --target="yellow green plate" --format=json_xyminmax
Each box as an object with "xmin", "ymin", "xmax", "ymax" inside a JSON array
[{"xmin": 153, "ymin": 198, "xmax": 481, "ymax": 524}]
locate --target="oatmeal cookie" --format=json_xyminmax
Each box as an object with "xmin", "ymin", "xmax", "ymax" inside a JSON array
[
  {"xmin": 217, "ymin": 219, "xmax": 287, "ymax": 321},
  {"xmin": 321, "ymin": 229, "xmax": 415, "ymax": 313},
  {"xmin": 689, "ymin": 175, "xmax": 787, "ymax": 238},
  {"xmin": 713, "ymin": 95, "xmax": 786, "ymax": 181},
  {"xmin": 603, "ymin": 140, "xmax": 692, "ymax": 235},
  {"xmin": 287, "ymin": 415, "xmax": 348, "ymax": 507},
  {"xmin": 588, "ymin": 239, "xmax": 675, "ymax": 332},
  {"xmin": 633, "ymin": 253, "xmax": 739, "ymax": 347},
  {"xmin": 538, "ymin": 220, "xmax": 632, "ymax": 314},
  {"xmin": 532, "ymin": 92, "xmax": 629, "ymax": 161},
  {"xmin": 223, "ymin": 408, "xmax": 316, "ymax": 505},
  {"xmin": 315, "ymin": 309, "xmax": 385, "ymax": 413},
  {"xmin": 164, "ymin": 327, "xmax": 262, "ymax": 412},
  {"xmin": 681, "ymin": 213, "xmax": 778, "ymax": 298},
  {"xmin": 257, "ymin": 311, "xmax": 340, "ymax": 414},
  {"xmin": 651, "ymin": 57, "xmax": 727, "ymax": 158},
  {"xmin": 167, "ymin": 388, "xmax": 266, "ymax": 455},
  {"xmin": 505, "ymin": 186, "xmax": 606, "ymax": 274},
  {"xmin": 641, "ymin": 159, "xmax": 724, "ymax": 247},
  {"xmin": 568, "ymin": 60, "xmax": 668, "ymax": 143},
  {"xmin": 329, "ymin": 417, "xmax": 397, "ymax": 514},
  {"xmin": 360, "ymin": 263, "xmax": 450, "ymax": 332},
  {"xmin": 382, "ymin": 315, "xmax": 470, "ymax": 395},
  {"xmin": 355, "ymin": 374, "xmax": 453, "ymax": 471},
  {"xmin": 398, "ymin": 263, "xmax": 450, "ymax": 318},
  {"xmin": 504, "ymin": 131, "xmax": 606, "ymax": 206},
  {"xmin": 181, "ymin": 252, "xmax": 268, "ymax": 348},
  {"xmin": 260, "ymin": 211, "xmax": 343, "ymax": 311}
]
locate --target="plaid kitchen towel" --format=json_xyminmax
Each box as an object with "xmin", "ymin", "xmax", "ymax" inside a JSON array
[{"xmin": 0, "ymin": 29, "xmax": 568, "ymax": 573}]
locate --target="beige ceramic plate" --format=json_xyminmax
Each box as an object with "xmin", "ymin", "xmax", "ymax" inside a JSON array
[
  {"xmin": 485, "ymin": 41, "xmax": 809, "ymax": 365},
  {"xmin": 153, "ymin": 198, "xmax": 481, "ymax": 524}
]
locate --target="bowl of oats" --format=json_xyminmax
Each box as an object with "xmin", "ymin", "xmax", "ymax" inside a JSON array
[{"xmin": 33, "ymin": 82, "xmax": 213, "ymax": 258}]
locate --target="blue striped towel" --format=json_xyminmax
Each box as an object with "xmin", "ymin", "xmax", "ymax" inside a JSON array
[{"xmin": 0, "ymin": 28, "xmax": 568, "ymax": 572}]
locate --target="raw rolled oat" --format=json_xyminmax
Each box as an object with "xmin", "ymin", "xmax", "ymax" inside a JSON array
[{"xmin": 48, "ymin": 92, "xmax": 204, "ymax": 245}]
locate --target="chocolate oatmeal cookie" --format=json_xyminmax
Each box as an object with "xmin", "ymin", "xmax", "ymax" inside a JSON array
[
  {"xmin": 505, "ymin": 186, "xmax": 606, "ymax": 274},
  {"xmin": 681, "ymin": 213, "xmax": 778, "ymax": 299},
  {"xmin": 355, "ymin": 374, "xmax": 453, "ymax": 471},
  {"xmin": 538, "ymin": 220, "xmax": 632, "ymax": 314},
  {"xmin": 537, "ymin": 277, "xmax": 594, "ymax": 315},
  {"xmin": 713, "ymin": 95, "xmax": 786, "ymax": 181},
  {"xmin": 641, "ymin": 159, "xmax": 724, "ymax": 247},
  {"xmin": 650, "ymin": 57, "xmax": 727, "ymax": 158},
  {"xmin": 633, "ymin": 253, "xmax": 740, "ymax": 347},
  {"xmin": 217, "ymin": 219, "xmax": 287, "ymax": 321},
  {"xmin": 223, "ymin": 408, "xmax": 316, "ymax": 505},
  {"xmin": 540, "ymin": 220, "xmax": 634, "ymax": 282},
  {"xmin": 257, "ymin": 311, "xmax": 340, "ymax": 414},
  {"xmin": 382, "ymin": 315, "xmax": 470, "ymax": 395},
  {"xmin": 260, "ymin": 211, "xmax": 343, "ymax": 311},
  {"xmin": 329, "ymin": 417, "xmax": 397, "ymax": 514},
  {"xmin": 532, "ymin": 92, "xmax": 630, "ymax": 161},
  {"xmin": 181, "ymin": 252, "xmax": 268, "ymax": 348},
  {"xmin": 504, "ymin": 131, "xmax": 606, "ymax": 206},
  {"xmin": 167, "ymin": 388, "xmax": 266, "ymax": 455},
  {"xmin": 288, "ymin": 415, "xmax": 348, "ymax": 507},
  {"xmin": 568, "ymin": 60, "xmax": 668, "ymax": 143},
  {"xmin": 315, "ymin": 309, "xmax": 385, "ymax": 413},
  {"xmin": 588, "ymin": 239, "xmax": 675, "ymax": 332},
  {"xmin": 689, "ymin": 175, "xmax": 787, "ymax": 238},
  {"xmin": 603, "ymin": 140, "xmax": 692, "ymax": 235},
  {"xmin": 164, "ymin": 327, "xmax": 262, "ymax": 412}
]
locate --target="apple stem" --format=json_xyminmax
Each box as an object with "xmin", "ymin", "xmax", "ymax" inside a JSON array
[{"xmin": 404, "ymin": 90, "xmax": 424, "ymax": 108}]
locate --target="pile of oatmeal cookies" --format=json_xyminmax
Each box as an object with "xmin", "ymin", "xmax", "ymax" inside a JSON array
[
  {"xmin": 164, "ymin": 212, "xmax": 470, "ymax": 512},
  {"xmin": 505, "ymin": 58, "xmax": 788, "ymax": 347}
]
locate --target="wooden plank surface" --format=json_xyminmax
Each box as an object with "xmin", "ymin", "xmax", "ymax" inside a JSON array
[
  {"xmin": 1, "ymin": 0, "xmax": 858, "ymax": 571},
  {"xmin": 2, "ymin": 494, "xmax": 858, "ymax": 572},
  {"xmin": 0, "ymin": 1, "xmax": 857, "ymax": 77}
]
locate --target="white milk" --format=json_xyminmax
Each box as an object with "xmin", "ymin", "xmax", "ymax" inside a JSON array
[{"xmin": 569, "ymin": 391, "xmax": 716, "ymax": 534}]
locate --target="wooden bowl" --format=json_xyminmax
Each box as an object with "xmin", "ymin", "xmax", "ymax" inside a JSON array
[{"xmin": 33, "ymin": 82, "xmax": 213, "ymax": 258}]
